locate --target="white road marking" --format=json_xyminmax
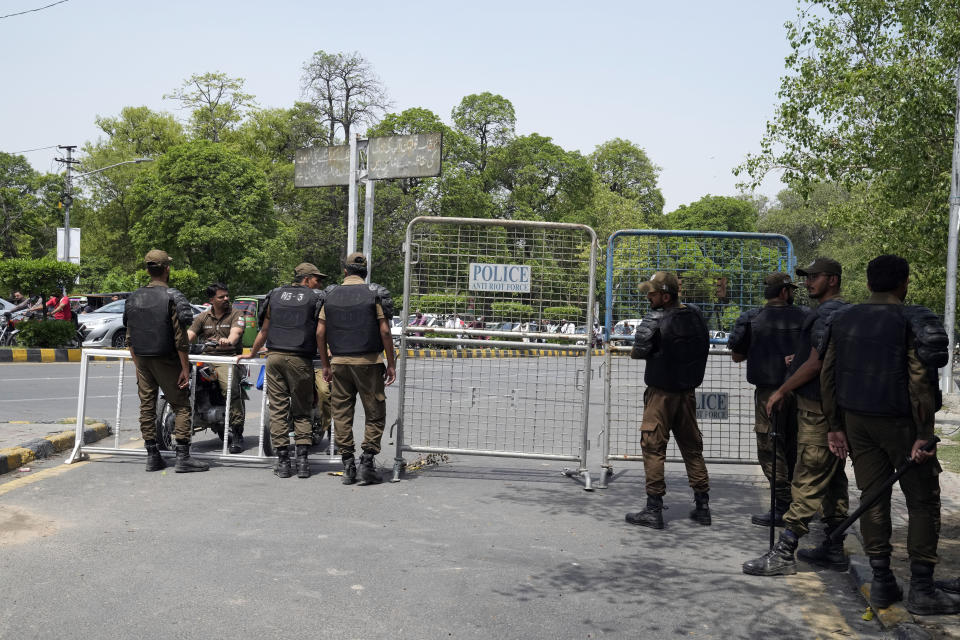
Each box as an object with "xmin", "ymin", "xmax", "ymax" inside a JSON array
[{"xmin": 0, "ymin": 395, "xmax": 117, "ymax": 403}]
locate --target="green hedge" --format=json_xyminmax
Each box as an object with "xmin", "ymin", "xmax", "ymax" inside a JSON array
[
  {"xmin": 490, "ymin": 302, "xmax": 533, "ymax": 320},
  {"xmin": 15, "ymin": 319, "xmax": 76, "ymax": 347},
  {"xmin": 542, "ymin": 306, "xmax": 580, "ymax": 321},
  {"xmin": 410, "ymin": 293, "xmax": 467, "ymax": 314}
]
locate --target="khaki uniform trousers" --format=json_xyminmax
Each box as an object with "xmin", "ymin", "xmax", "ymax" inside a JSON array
[
  {"xmin": 136, "ymin": 353, "xmax": 191, "ymax": 442},
  {"xmin": 782, "ymin": 395, "xmax": 849, "ymax": 537},
  {"xmin": 314, "ymin": 369, "xmax": 332, "ymax": 434},
  {"xmin": 266, "ymin": 352, "xmax": 314, "ymax": 448},
  {"xmin": 331, "ymin": 363, "xmax": 387, "ymax": 455},
  {"xmin": 640, "ymin": 386, "xmax": 710, "ymax": 497},
  {"xmin": 211, "ymin": 362, "xmax": 244, "ymax": 433},
  {"xmin": 846, "ymin": 411, "xmax": 941, "ymax": 565},
  {"xmin": 754, "ymin": 386, "xmax": 797, "ymax": 505}
]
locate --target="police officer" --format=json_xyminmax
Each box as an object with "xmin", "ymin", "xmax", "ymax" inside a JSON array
[
  {"xmin": 742, "ymin": 257, "xmax": 850, "ymax": 576},
  {"xmin": 317, "ymin": 252, "xmax": 396, "ymax": 486},
  {"xmin": 728, "ymin": 272, "xmax": 808, "ymax": 526},
  {"xmin": 248, "ymin": 263, "xmax": 324, "ymax": 479},
  {"xmin": 124, "ymin": 250, "xmax": 208, "ymax": 473},
  {"xmin": 625, "ymin": 271, "xmax": 711, "ymax": 529},
  {"xmin": 188, "ymin": 282, "xmax": 246, "ymax": 453},
  {"xmin": 820, "ymin": 255, "xmax": 957, "ymax": 615}
]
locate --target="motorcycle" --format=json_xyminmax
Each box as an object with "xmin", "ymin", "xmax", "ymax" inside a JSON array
[{"xmin": 155, "ymin": 342, "xmax": 252, "ymax": 451}]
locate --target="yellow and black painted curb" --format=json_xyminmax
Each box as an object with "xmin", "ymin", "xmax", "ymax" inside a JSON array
[
  {"xmin": 0, "ymin": 422, "xmax": 110, "ymax": 475},
  {"xmin": 0, "ymin": 348, "xmax": 125, "ymax": 363},
  {"xmin": 400, "ymin": 348, "xmax": 607, "ymax": 358}
]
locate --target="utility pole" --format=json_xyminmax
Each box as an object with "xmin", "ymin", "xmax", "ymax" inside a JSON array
[
  {"xmin": 55, "ymin": 145, "xmax": 79, "ymax": 293},
  {"xmin": 943, "ymin": 60, "xmax": 960, "ymax": 396}
]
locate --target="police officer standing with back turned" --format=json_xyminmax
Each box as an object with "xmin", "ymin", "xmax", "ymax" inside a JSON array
[
  {"xmin": 124, "ymin": 249, "xmax": 209, "ymax": 473},
  {"xmin": 728, "ymin": 272, "xmax": 808, "ymax": 527},
  {"xmin": 742, "ymin": 257, "xmax": 850, "ymax": 577},
  {"xmin": 820, "ymin": 254, "xmax": 958, "ymax": 616},
  {"xmin": 625, "ymin": 271, "xmax": 711, "ymax": 529},
  {"xmin": 188, "ymin": 282, "xmax": 246, "ymax": 453},
  {"xmin": 248, "ymin": 263, "xmax": 324, "ymax": 479},
  {"xmin": 317, "ymin": 252, "xmax": 396, "ymax": 486}
]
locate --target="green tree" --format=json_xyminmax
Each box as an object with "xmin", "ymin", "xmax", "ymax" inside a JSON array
[
  {"xmin": 164, "ymin": 72, "xmax": 256, "ymax": 142},
  {"xmin": 0, "ymin": 258, "xmax": 81, "ymax": 318},
  {"xmin": 0, "ymin": 153, "xmax": 61, "ymax": 258},
  {"xmin": 667, "ymin": 195, "xmax": 759, "ymax": 232},
  {"xmin": 487, "ymin": 134, "xmax": 594, "ymax": 222},
  {"xmin": 736, "ymin": 0, "xmax": 960, "ymax": 311},
  {"xmin": 128, "ymin": 140, "xmax": 278, "ymax": 293},
  {"xmin": 591, "ymin": 138, "xmax": 664, "ymax": 223},
  {"xmin": 75, "ymin": 107, "xmax": 186, "ymax": 290},
  {"xmin": 451, "ymin": 92, "xmax": 516, "ymax": 174}
]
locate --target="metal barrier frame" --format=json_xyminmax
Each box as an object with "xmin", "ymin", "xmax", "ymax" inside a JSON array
[
  {"xmin": 66, "ymin": 349, "xmax": 335, "ymax": 465},
  {"xmin": 598, "ymin": 229, "xmax": 796, "ymax": 488},
  {"xmin": 392, "ymin": 216, "xmax": 598, "ymax": 490}
]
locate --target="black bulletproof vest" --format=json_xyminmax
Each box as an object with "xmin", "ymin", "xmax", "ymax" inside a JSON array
[
  {"xmin": 265, "ymin": 286, "xmax": 318, "ymax": 356},
  {"xmin": 833, "ymin": 304, "xmax": 911, "ymax": 417},
  {"xmin": 790, "ymin": 298, "xmax": 847, "ymax": 401},
  {"xmin": 645, "ymin": 305, "xmax": 709, "ymax": 392},
  {"xmin": 126, "ymin": 286, "xmax": 175, "ymax": 356},
  {"xmin": 746, "ymin": 305, "xmax": 807, "ymax": 387},
  {"xmin": 323, "ymin": 284, "xmax": 382, "ymax": 356}
]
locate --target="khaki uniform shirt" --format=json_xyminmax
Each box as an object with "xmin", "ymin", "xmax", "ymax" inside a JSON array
[
  {"xmin": 189, "ymin": 306, "xmax": 245, "ymax": 355},
  {"xmin": 126, "ymin": 281, "xmax": 190, "ymax": 353},
  {"xmin": 319, "ymin": 275, "xmax": 386, "ymax": 365},
  {"xmin": 821, "ymin": 291, "xmax": 937, "ymax": 438}
]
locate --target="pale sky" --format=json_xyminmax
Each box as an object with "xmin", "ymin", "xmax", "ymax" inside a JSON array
[{"xmin": 1, "ymin": 0, "xmax": 797, "ymax": 212}]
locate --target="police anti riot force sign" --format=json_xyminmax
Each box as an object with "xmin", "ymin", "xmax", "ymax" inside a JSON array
[
  {"xmin": 468, "ymin": 263, "xmax": 531, "ymax": 293},
  {"xmin": 696, "ymin": 391, "xmax": 729, "ymax": 420}
]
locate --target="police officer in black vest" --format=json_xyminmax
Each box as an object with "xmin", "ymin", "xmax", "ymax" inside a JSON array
[
  {"xmin": 124, "ymin": 249, "xmax": 208, "ymax": 473},
  {"xmin": 728, "ymin": 272, "xmax": 808, "ymax": 526},
  {"xmin": 625, "ymin": 271, "xmax": 711, "ymax": 529},
  {"xmin": 248, "ymin": 263, "xmax": 325, "ymax": 479},
  {"xmin": 820, "ymin": 254, "xmax": 957, "ymax": 615},
  {"xmin": 317, "ymin": 252, "xmax": 396, "ymax": 485},
  {"xmin": 743, "ymin": 258, "xmax": 851, "ymax": 577}
]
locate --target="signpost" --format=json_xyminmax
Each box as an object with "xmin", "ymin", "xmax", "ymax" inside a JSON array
[{"xmin": 294, "ymin": 132, "xmax": 442, "ymax": 280}]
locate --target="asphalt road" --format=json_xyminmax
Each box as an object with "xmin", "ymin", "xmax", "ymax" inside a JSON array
[{"xmin": 0, "ymin": 358, "xmax": 895, "ymax": 638}]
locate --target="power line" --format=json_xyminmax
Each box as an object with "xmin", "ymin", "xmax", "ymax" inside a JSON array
[
  {"xmin": 0, "ymin": 0, "xmax": 69, "ymax": 20},
  {"xmin": 7, "ymin": 144, "xmax": 59, "ymax": 154}
]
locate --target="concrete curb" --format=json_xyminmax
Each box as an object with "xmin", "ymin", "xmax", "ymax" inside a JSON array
[
  {"xmin": 0, "ymin": 422, "xmax": 110, "ymax": 475},
  {"xmin": 0, "ymin": 348, "xmax": 126, "ymax": 363}
]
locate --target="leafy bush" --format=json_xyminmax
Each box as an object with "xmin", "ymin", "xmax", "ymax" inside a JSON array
[
  {"xmin": 490, "ymin": 302, "xmax": 533, "ymax": 320},
  {"xmin": 542, "ymin": 306, "xmax": 580, "ymax": 321},
  {"xmin": 15, "ymin": 319, "xmax": 76, "ymax": 347},
  {"xmin": 410, "ymin": 293, "xmax": 467, "ymax": 314}
]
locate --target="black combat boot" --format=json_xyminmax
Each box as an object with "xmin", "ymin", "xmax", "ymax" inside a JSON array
[
  {"xmin": 797, "ymin": 528, "xmax": 848, "ymax": 571},
  {"xmin": 751, "ymin": 499, "xmax": 789, "ymax": 527},
  {"xmin": 341, "ymin": 454, "xmax": 357, "ymax": 485},
  {"xmin": 174, "ymin": 441, "xmax": 210, "ymax": 473},
  {"xmin": 358, "ymin": 451, "xmax": 382, "ymax": 485},
  {"xmin": 907, "ymin": 561, "xmax": 960, "ymax": 615},
  {"xmin": 625, "ymin": 494, "xmax": 665, "ymax": 529},
  {"xmin": 144, "ymin": 441, "xmax": 166, "ymax": 472},
  {"xmin": 228, "ymin": 428, "xmax": 243, "ymax": 454},
  {"xmin": 295, "ymin": 444, "xmax": 311, "ymax": 479},
  {"xmin": 869, "ymin": 555, "xmax": 903, "ymax": 609},
  {"xmin": 689, "ymin": 491, "xmax": 711, "ymax": 526},
  {"xmin": 274, "ymin": 446, "xmax": 292, "ymax": 478},
  {"xmin": 742, "ymin": 530, "xmax": 799, "ymax": 576},
  {"xmin": 935, "ymin": 577, "xmax": 960, "ymax": 594}
]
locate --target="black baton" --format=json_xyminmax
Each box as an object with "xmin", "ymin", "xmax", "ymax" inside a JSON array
[{"xmin": 827, "ymin": 436, "xmax": 940, "ymax": 544}]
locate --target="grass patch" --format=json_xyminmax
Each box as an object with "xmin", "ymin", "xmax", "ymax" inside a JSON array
[{"xmin": 935, "ymin": 424, "xmax": 960, "ymax": 471}]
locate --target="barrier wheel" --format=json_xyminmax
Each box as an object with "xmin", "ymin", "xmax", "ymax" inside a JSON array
[
  {"xmin": 156, "ymin": 400, "xmax": 175, "ymax": 451},
  {"xmin": 261, "ymin": 420, "xmax": 274, "ymax": 457}
]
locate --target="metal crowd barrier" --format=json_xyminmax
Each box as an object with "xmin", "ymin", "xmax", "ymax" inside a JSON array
[
  {"xmin": 66, "ymin": 349, "xmax": 335, "ymax": 465},
  {"xmin": 393, "ymin": 216, "xmax": 599, "ymax": 490},
  {"xmin": 598, "ymin": 229, "xmax": 798, "ymax": 488}
]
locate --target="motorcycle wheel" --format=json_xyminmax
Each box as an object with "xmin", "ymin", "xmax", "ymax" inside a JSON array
[
  {"xmin": 261, "ymin": 418, "xmax": 274, "ymax": 457},
  {"xmin": 155, "ymin": 399, "xmax": 175, "ymax": 451}
]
